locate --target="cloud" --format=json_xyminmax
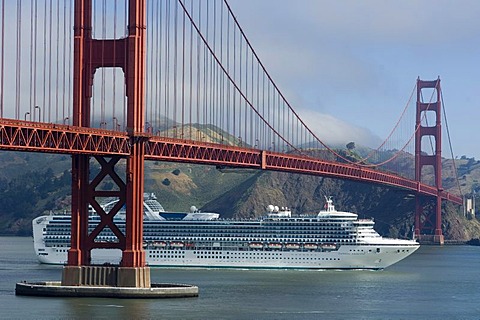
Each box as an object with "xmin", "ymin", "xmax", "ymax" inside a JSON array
[{"xmin": 296, "ymin": 108, "xmax": 382, "ymax": 148}]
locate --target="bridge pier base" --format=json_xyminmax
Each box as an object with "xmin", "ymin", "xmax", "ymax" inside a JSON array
[
  {"xmin": 61, "ymin": 265, "xmax": 151, "ymax": 287},
  {"xmin": 416, "ymin": 234, "xmax": 444, "ymax": 245}
]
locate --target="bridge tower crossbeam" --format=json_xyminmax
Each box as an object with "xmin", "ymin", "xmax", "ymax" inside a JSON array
[
  {"xmin": 414, "ymin": 78, "xmax": 444, "ymax": 244},
  {"xmin": 63, "ymin": 0, "xmax": 150, "ymax": 287}
]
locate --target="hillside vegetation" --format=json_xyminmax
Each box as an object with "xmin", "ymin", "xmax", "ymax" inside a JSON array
[{"xmin": 1, "ymin": 150, "xmax": 479, "ymax": 240}]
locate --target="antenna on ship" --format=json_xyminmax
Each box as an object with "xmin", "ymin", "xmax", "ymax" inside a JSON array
[{"xmin": 323, "ymin": 196, "xmax": 334, "ymax": 212}]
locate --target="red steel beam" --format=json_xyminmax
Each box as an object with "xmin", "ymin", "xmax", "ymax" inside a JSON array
[{"xmin": 0, "ymin": 119, "xmax": 129, "ymax": 155}]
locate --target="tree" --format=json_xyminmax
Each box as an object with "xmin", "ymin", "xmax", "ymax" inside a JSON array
[{"xmin": 346, "ymin": 142, "xmax": 355, "ymax": 150}]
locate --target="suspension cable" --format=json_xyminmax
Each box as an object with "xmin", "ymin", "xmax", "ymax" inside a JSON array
[{"xmin": 441, "ymin": 90, "xmax": 463, "ymax": 197}]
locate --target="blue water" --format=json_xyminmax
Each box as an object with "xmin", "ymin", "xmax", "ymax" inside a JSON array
[{"xmin": 1, "ymin": 236, "xmax": 479, "ymax": 319}]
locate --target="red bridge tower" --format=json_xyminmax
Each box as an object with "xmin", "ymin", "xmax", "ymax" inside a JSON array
[
  {"xmin": 63, "ymin": 0, "xmax": 150, "ymax": 287},
  {"xmin": 414, "ymin": 78, "xmax": 444, "ymax": 244}
]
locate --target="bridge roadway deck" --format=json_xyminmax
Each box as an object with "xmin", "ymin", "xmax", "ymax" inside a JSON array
[{"xmin": 0, "ymin": 119, "xmax": 462, "ymax": 205}]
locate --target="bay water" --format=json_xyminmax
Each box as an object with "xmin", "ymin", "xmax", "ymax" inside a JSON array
[{"xmin": 1, "ymin": 236, "xmax": 479, "ymax": 319}]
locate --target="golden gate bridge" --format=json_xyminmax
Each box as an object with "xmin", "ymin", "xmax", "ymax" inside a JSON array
[{"xmin": 0, "ymin": 0, "xmax": 463, "ymax": 289}]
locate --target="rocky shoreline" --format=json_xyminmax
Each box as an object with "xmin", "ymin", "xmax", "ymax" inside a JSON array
[{"xmin": 466, "ymin": 238, "xmax": 480, "ymax": 246}]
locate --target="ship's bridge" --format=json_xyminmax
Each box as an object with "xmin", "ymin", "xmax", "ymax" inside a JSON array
[{"xmin": 317, "ymin": 197, "xmax": 358, "ymax": 220}]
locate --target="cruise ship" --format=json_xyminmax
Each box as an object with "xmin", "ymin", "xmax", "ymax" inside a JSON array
[{"xmin": 32, "ymin": 194, "xmax": 419, "ymax": 270}]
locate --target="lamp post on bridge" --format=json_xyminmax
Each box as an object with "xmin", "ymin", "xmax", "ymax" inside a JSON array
[
  {"xmin": 113, "ymin": 117, "xmax": 119, "ymax": 131},
  {"xmin": 34, "ymin": 106, "xmax": 41, "ymax": 122},
  {"xmin": 63, "ymin": 117, "xmax": 69, "ymax": 125},
  {"xmin": 24, "ymin": 112, "xmax": 30, "ymax": 121}
]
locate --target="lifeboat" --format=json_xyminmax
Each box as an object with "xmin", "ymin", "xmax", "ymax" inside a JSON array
[
  {"xmin": 285, "ymin": 243, "xmax": 300, "ymax": 250},
  {"xmin": 268, "ymin": 243, "xmax": 282, "ymax": 249},
  {"xmin": 321, "ymin": 243, "xmax": 337, "ymax": 250},
  {"xmin": 303, "ymin": 243, "xmax": 318, "ymax": 250},
  {"xmin": 249, "ymin": 242, "xmax": 263, "ymax": 249},
  {"xmin": 153, "ymin": 241, "xmax": 167, "ymax": 248},
  {"xmin": 170, "ymin": 241, "xmax": 184, "ymax": 248}
]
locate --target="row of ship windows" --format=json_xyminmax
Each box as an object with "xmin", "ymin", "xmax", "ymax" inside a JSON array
[
  {"xmin": 145, "ymin": 237, "xmax": 354, "ymax": 241},
  {"xmin": 143, "ymin": 227, "xmax": 350, "ymax": 232},
  {"xmin": 45, "ymin": 228, "xmax": 354, "ymax": 235},
  {"xmin": 145, "ymin": 233, "xmax": 353, "ymax": 238},
  {"xmin": 48, "ymin": 221, "xmax": 349, "ymax": 226},
  {"xmin": 44, "ymin": 232, "xmax": 355, "ymax": 239},
  {"xmin": 144, "ymin": 232, "xmax": 352, "ymax": 237},
  {"xmin": 143, "ymin": 222, "xmax": 349, "ymax": 227},
  {"xmin": 158, "ymin": 225, "xmax": 351, "ymax": 229},
  {"xmin": 147, "ymin": 254, "xmax": 341, "ymax": 261},
  {"xmin": 45, "ymin": 238, "xmax": 358, "ymax": 245},
  {"xmin": 192, "ymin": 251, "xmax": 322, "ymax": 256},
  {"xmin": 47, "ymin": 223, "xmax": 350, "ymax": 229},
  {"xmin": 149, "ymin": 250, "xmax": 335, "ymax": 258}
]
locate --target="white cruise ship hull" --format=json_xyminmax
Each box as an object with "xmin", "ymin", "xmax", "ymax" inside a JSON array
[
  {"xmin": 32, "ymin": 196, "xmax": 419, "ymax": 270},
  {"xmin": 33, "ymin": 219, "xmax": 418, "ymax": 270},
  {"xmin": 35, "ymin": 245, "xmax": 417, "ymax": 270}
]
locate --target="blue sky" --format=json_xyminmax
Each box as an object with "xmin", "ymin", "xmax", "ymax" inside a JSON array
[{"xmin": 228, "ymin": 0, "xmax": 480, "ymax": 159}]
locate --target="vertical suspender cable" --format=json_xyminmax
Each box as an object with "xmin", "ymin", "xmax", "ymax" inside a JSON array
[
  {"xmin": 251, "ymin": 50, "xmax": 254, "ymax": 147},
  {"xmin": 42, "ymin": 0, "xmax": 47, "ymax": 123},
  {"xmin": 155, "ymin": 0, "xmax": 160, "ymax": 134},
  {"xmin": 55, "ymin": 0, "xmax": 60, "ymax": 122},
  {"xmin": 91, "ymin": 0, "xmax": 96, "ymax": 126},
  {"xmin": 181, "ymin": 0, "xmax": 186, "ymax": 138},
  {"xmin": 15, "ymin": 0, "xmax": 22, "ymax": 119},
  {"xmin": 202, "ymin": 2, "xmax": 207, "ymax": 134},
  {"xmin": 123, "ymin": 0, "xmax": 127, "ymax": 130},
  {"xmin": 62, "ymin": 0, "xmax": 67, "ymax": 122},
  {"xmin": 256, "ymin": 58, "xmax": 260, "ymax": 147},
  {"xmin": 196, "ymin": 2, "xmax": 200, "ymax": 139},
  {"xmin": 219, "ymin": 3, "xmax": 224, "ymax": 142},
  {"xmin": 33, "ymin": 0, "xmax": 39, "ymax": 120},
  {"xmin": 29, "ymin": 0, "xmax": 34, "ymax": 120},
  {"xmin": 232, "ymin": 21, "xmax": 235, "ymax": 139},
  {"xmin": 226, "ymin": 9, "xmax": 230, "ymax": 140},
  {"xmin": 101, "ymin": 0, "xmax": 106, "ymax": 127},
  {"xmin": 189, "ymin": 0, "xmax": 193, "ymax": 139},
  {"xmin": 243, "ymin": 26, "xmax": 251, "ymax": 143},
  {"xmin": 0, "ymin": 0, "xmax": 4, "ymax": 118},
  {"xmin": 238, "ymin": 28, "xmax": 242, "ymax": 144},
  {"xmin": 146, "ymin": 0, "xmax": 151, "ymax": 130},
  {"xmin": 144, "ymin": 0, "xmax": 148, "ymax": 130},
  {"xmin": 66, "ymin": 0, "xmax": 72, "ymax": 124},
  {"xmin": 48, "ymin": 0, "xmax": 52, "ymax": 122},
  {"xmin": 112, "ymin": 0, "xmax": 117, "ymax": 129},
  {"xmin": 159, "ymin": 0, "xmax": 163, "ymax": 135},
  {"xmin": 165, "ymin": 0, "xmax": 170, "ymax": 135},
  {"xmin": 204, "ymin": 1, "xmax": 208, "ymax": 136},
  {"xmin": 173, "ymin": 0, "xmax": 178, "ymax": 132},
  {"xmin": 211, "ymin": 1, "xmax": 215, "ymax": 134},
  {"xmin": 212, "ymin": 1, "xmax": 216, "ymax": 136}
]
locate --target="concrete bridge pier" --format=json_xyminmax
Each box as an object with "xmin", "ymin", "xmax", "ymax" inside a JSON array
[
  {"xmin": 61, "ymin": 265, "xmax": 151, "ymax": 288},
  {"xmin": 16, "ymin": 266, "xmax": 199, "ymax": 298}
]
